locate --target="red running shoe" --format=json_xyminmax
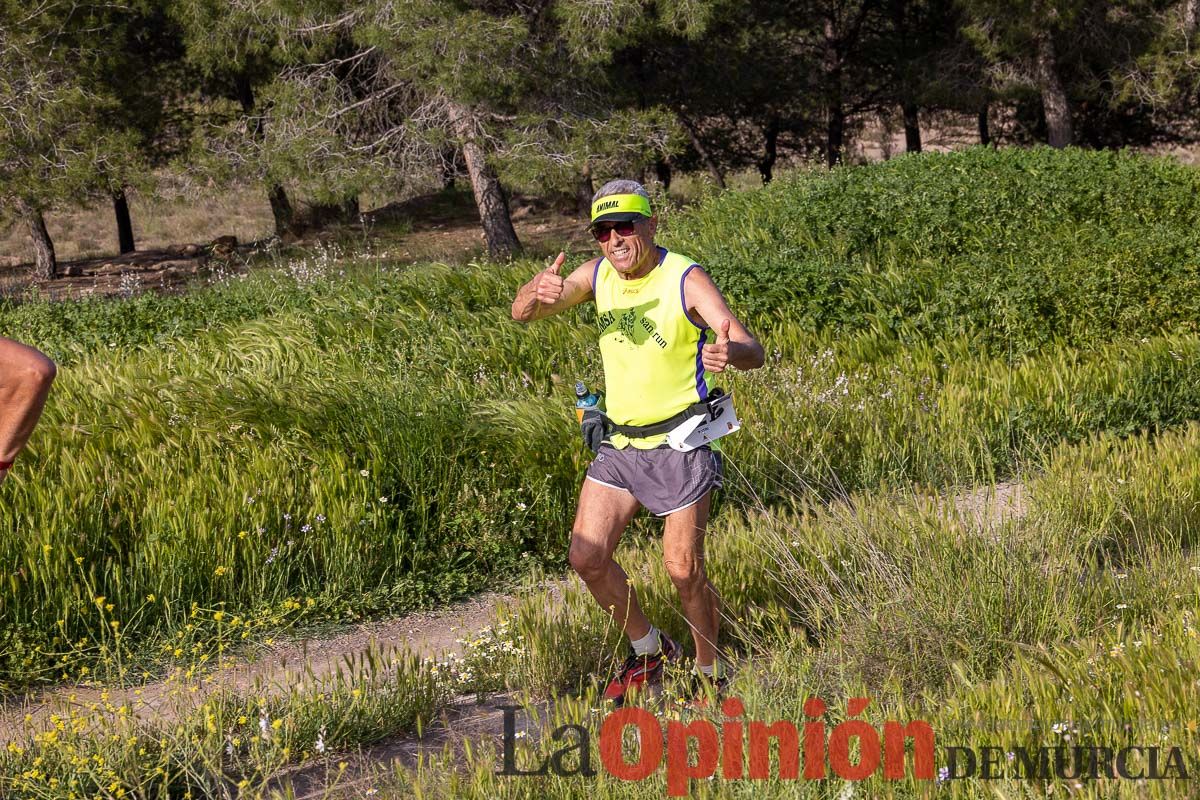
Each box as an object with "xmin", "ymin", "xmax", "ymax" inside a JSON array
[
  {"xmin": 682, "ymin": 669, "xmax": 732, "ymax": 710},
  {"xmin": 603, "ymin": 634, "xmax": 683, "ymax": 707}
]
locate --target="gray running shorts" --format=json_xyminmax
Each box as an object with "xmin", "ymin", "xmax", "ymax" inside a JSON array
[{"xmin": 585, "ymin": 443, "xmax": 723, "ymax": 516}]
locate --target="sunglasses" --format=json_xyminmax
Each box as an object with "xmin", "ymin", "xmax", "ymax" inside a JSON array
[{"xmin": 590, "ymin": 220, "xmax": 641, "ymax": 242}]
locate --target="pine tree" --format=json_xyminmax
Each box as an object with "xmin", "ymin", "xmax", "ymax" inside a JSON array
[
  {"xmin": 168, "ymin": 0, "xmax": 325, "ymax": 238},
  {"xmin": 94, "ymin": 0, "xmax": 194, "ymax": 254},
  {"xmin": 0, "ymin": 4, "xmax": 142, "ymax": 278},
  {"xmin": 957, "ymin": 0, "xmax": 1168, "ymax": 148}
]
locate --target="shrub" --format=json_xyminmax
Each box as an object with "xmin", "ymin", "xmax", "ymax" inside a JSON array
[{"xmin": 664, "ymin": 147, "xmax": 1200, "ymax": 353}]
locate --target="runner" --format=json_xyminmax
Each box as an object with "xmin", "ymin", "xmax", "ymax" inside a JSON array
[
  {"xmin": 511, "ymin": 179, "xmax": 764, "ymax": 705},
  {"xmin": 0, "ymin": 337, "xmax": 56, "ymax": 484}
]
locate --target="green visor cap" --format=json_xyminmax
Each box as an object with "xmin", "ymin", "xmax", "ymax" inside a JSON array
[{"xmin": 590, "ymin": 193, "xmax": 652, "ymax": 224}]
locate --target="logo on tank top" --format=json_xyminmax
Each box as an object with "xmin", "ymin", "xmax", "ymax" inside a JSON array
[{"xmin": 597, "ymin": 299, "xmax": 669, "ymax": 349}]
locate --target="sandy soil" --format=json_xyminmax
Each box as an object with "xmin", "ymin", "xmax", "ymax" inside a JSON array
[{"xmin": 942, "ymin": 480, "xmax": 1028, "ymax": 530}]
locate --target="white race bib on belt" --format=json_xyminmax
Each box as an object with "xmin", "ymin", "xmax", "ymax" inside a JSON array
[{"xmin": 665, "ymin": 392, "xmax": 740, "ymax": 452}]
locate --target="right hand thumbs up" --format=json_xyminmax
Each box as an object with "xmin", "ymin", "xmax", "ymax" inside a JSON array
[{"xmin": 536, "ymin": 251, "xmax": 566, "ymax": 304}]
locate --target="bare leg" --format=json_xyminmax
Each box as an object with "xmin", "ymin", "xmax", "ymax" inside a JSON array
[
  {"xmin": 569, "ymin": 478, "xmax": 650, "ymax": 640},
  {"xmin": 0, "ymin": 337, "xmax": 56, "ymax": 483},
  {"xmin": 662, "ymin": 492, "xmax": 719, "ymax": 667}
]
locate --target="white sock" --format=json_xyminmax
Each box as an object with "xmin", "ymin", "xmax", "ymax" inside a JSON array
[
  {"xmin": 630, "ymin": 626, "xmax": 662, "ymax": 656},
  {"xmin": 695, "ymin": 661, "xmax": 717, "ymax": 678}
]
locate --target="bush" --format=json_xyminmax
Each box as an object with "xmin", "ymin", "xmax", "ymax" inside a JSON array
[{"xmin": 664, "ymin": 147, "xmax": 1200, "ymax": 353}]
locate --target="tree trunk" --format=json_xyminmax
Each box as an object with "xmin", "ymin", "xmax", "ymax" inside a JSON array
[
  {"xmin": 268, "ymin": 185, "xmax": 296, "ymax": 237},
  {"xmin": 758, "ymin": 116, "xmax": 779, "ymax": 184},
  {"xmin": 978, "ymin": 102, "xmax": 991, "ymax": 146},
  {"xmin": 447, "ymin": 102, "xmax": 521, "ymax": 259},
  {"xmin": 826, "ymin": 105, "xmax": 845, "ymax": 166},
  {"xmin": 823, "ymin": 17, "xmax": 845, "ymax": 166},
  {"xmin": 902, "ymin": 102, "xmax": 922, "ymax": 153},
  {"xmin": 236, "ymin": 74, "xmax": 298, "ymax": 238},
  {"xmin": 441, "ymin": 147, "xmax": 459, "ymax": 190},
  {"xmin": 1185, "ymin": 0, "xmax": 1199, "ymax": 35},
  {"xmin": 654, "ymin": 157, "xmax": 672, "ymax": 191},
  {"xmin": 576, "ymin": 162, "xmax": 594, "ymax": 218},
  {"xmin": 16, "ymin": 199, "xmax": 57, "ymax": 280},
  {"xmin": 1034, "ymin": 32, "xmax": 1073, "ymax": 148},
  {"xmin": 113, "ymin": 189, "xmax": 135, "ymax": 254},
  {"xmin": 678, "ymin": 112, "xmax": 725, "ymax": 189}
]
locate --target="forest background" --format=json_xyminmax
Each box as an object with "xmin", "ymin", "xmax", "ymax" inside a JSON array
[{"xmin": 4, "ymin": 0, "xmax": 1200, "ymax": 275}]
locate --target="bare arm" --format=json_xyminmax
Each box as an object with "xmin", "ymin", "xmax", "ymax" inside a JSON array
[
  {"xmin": 511, "ymin": 251, "xmax": 597, "ymax": 323},
  {"xmin": 684, "ymin": 267, "xmax": 765, "ymax": 372},
  {"xmin": 0, "ymin": 337, "xmax": 56, "ymax": 483}
]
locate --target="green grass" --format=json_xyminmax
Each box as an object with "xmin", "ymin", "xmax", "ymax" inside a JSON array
[
  {"xmin": 375, "ymin": 421, "xmax": 1200, "ymax": 799},
  {"xmin": 8, "ymin": 252, "xmax": 1200, "ymax": 688},
  {"xmin": 1, "ymin": 646, "xmax": 450, "ymax": 798},
  {"xmin": 665, "ymin": 147, "xmax": 1200, "ymax": 353}
]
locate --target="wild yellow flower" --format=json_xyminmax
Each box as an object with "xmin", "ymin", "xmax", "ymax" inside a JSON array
[
  {"xmin": 213, "ymin": 611, "xmax": 225, "ymax": 622},
  {"xmin": 214, "ymin": 565, "xmax": 230, "ymax": 577}
]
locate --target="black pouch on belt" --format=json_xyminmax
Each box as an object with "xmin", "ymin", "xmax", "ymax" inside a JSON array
[{"xmin": 581, "ymin": 408, "xmax": 607, "ymax": 453}]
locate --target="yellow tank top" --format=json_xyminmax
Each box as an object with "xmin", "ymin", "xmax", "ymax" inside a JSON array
[{"xmin": 593, "ymin": 247, "xmax": 713, "ymax": 450}]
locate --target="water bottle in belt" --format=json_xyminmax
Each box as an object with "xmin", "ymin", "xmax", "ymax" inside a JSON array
[
  {"xmin": 574, "ymin": 380, "xmax": 600, "ymax": 423},
  {"xmin": 575, "ymin": 381, "xmax": 605, "ymax": 452}
]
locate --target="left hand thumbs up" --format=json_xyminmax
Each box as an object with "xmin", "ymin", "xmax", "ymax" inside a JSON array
[{"xmin": 702, "ymin": 319, "xmax": 732, "ymax": 373}]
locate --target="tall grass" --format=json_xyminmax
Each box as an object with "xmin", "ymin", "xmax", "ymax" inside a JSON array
[
  {"xmin": 7, "ymin": 250, "xmax": 1200, "ymax": 688},
  {"xmin": 665, "ymin": 147, "xmax": 1200, "ymax": 353},
  {"xmin": 731, "ymin": 326, "xmax": 1200, "ymax": 495},
  {"xmin": 382, "ymin": 422, "xmax": 1200, "ymax": 799}
]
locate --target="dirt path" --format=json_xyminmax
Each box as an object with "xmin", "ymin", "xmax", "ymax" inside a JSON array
[
  {"xmin": 0, "ymin": 585, "xmax": 560, "ymax": 743},
  {"xmin": 943, "ymin": 480, "xmax": 1027, "ymax": 530},
  {"xmin": 272, "ymin": 691, "xmax": 554, "ymax": 799}
]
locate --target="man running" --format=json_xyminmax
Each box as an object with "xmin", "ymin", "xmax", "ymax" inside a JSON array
[
  {"xmin": 0, "ymin": 337, "xmax": 56, "ymax": 484},
  {"xmin": 511, "ymin": 179, "xmax": 764, "ymax": 704}
]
